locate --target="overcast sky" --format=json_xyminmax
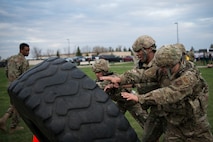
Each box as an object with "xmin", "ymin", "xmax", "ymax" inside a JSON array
[{"xmin": 0, "ymin": 0, "xmax": 213, "ymax": 59}]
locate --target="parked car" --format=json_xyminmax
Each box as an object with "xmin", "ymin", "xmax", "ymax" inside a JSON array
[
  {"xmin": 84, "ymin": 56, "xmax": 92, "ymax": 61},
  {"xmin": 73, "ymin": 56, "xmax": 86, "ymax": 63},
  {"xmin": 91, "ymin": 55, "xmax": 99, "ymax": 61},
  {"xmin": 98, "ymin": 55, "xmax": 122, "ymax": 62},
  {"xmin": 122, "ymin": 56, "xmax": 133, "ymax": 62},
  {"xmin": 0, "ymin": 60, "xmax": 7, "ymax": 67},
  {"xmin": 65, "ymin": 58, "xmax": 75, "ymax": 63}
]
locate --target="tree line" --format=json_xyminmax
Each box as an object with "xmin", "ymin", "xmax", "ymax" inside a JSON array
[{"xmin": 31, "ymin": 45, "xmax": 132, "ymax": 59}]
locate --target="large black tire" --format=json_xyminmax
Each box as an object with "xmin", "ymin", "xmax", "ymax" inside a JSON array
[{"xmin": 8, "ymin": 57, "xmax": 139, "ymax": 142}]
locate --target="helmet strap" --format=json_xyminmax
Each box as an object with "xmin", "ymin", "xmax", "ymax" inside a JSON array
[
  {"xmin": 166, "ymin": 67, "xmax": 176, "ymax": 80},
  {"xmin": 140, "ymin": 48, "xmax": 147, "ymax": 62}
]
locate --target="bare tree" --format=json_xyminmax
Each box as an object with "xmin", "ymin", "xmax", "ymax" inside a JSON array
[
  {"xmin": 92, "ymin": 46, "xmax": 108, "ymax": 55},
  {"xmin": 123, "ymin": 47, "xmax": 127, "ymax": 52},
  {"xmin": 108, "ymin": 46, "xmax": 113, "ymax": 52},
  {"xmin": 46, "ymin": 49, "xmax": 55, "ymax": 57},
  {"xmin": 82, "ymin": 45, "xmax": 91, "ymax": 53},
  {"xmin": 115, "ymin": 45, "xmax": 122, "ymax": 51},
  {"xmin": 31, "ymin": 47, "xmax": 42, "ymax": 59}
]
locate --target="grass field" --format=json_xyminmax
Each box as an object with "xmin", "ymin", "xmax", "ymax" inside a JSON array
[{"xmin": 0, "ymin": 62, "xmax": 212, "ymax": 142}]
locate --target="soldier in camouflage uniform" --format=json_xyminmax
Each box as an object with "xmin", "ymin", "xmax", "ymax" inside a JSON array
[
  {"xmin": 121, "ymin": 44, "xmax": 213, "ymax": 141},
  {"xmin": 125, "ymin": 35, "xmax": 160, "ymax": 94},
  {"xmin": 187, "ymin": 49, "xmax": 195, "ymax": 62},
  {"xmin": 0, "ymin": 43, "xmax": 30, "ymax": 133},
  {"xmin": 92, "ymin": 59, "xmax": 147, "ymax": 128},
  {"xmin": 101, "ymin": 35, "xmax": 163, "ymax": 142}
]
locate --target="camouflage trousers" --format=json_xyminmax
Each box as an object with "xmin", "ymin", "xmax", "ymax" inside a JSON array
[
  {"xmin": 142, "ymin": 106, "xmax": 166, "ymax": 142},
  {"xmin": 9, "ymin": 105, "xmax": 21, "ymax": 129},
  {"xmin": 164, "ymin": 117, "xmax": 213, "ymax": 142},
  {"xmin": 117, "ymin": 101, "xmax": 148, "ymax": 129}
]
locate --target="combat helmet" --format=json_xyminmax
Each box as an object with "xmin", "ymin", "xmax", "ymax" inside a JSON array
[
  {"xmin": 173, "ymin": 43, "xmax": 186, "ymax": 55},
  {"xmin": 132, "ymin": 35, "xmax": 156, "ymax": 52},
  {"xmin": 92, "ymin": 59, "xmax": 109, "ymax": 73},
  {"xmin": 155, "ymin": 44, "xmax": 182, "ymax": 67}
]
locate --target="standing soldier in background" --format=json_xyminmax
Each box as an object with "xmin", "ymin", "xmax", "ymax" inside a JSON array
[
  {"xmin": 188, "ymin": 48, "xmax": 195, "ymax": 62},
  {"xmin": 92, "ymin": 59, "xmax": 147, "ymax": 129},
  {"xmin": 121, "ymin": 44, "xmax": 213, "ymax": 141},
  {"xmin": 0, "ymin": 43, "xmax": 30, "ymax": 133}
]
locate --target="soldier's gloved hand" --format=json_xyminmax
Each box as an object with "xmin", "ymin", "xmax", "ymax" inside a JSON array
[{"xmin": 121, "ymin": 92, "xmax": 139, "ymax": 102}]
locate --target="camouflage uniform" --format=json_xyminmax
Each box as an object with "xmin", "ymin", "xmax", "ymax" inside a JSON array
[
  {"xmin": 188, "ymin": 50, "xmax": 195, "ymax": 62},
  {"xmin": 121, "ymin": 59, "xmax": 159, "ymax": 94},
  {"xmin": 6, "ymin": 53, "xmax": 29, "ymax": 82},
  {"xmin": 173, "ymin": 43, "xmax": 187, "ymax": 61},
  {"xmin": 121, "ymin": 35, "xmax": 159, "ymax": 94},
  {"xmin": 122, "ymin": 35, "xmax": 161, "ymax": 130},
  {"xmin": 6, "ymin": 52, "xmax": 29, "ymax": 129},
  {"xmin": 132, "ymin": 45, "xmax": 213, "ymax": 141},
  {"xmin": 120, "ymin": 60, "xmax": 165, "ymax": 142},
  {"xmin": 119, "ymin": 36, "xmax": 164, "ymax": 142},
  {"xmin": 92, "ymin": 59, "xmax": 147, "ymax": 128}
]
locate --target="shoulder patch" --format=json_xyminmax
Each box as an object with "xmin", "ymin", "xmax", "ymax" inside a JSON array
[{"xmin": 173, "ymin": 76, "xmax": 190, "ymax": 88}]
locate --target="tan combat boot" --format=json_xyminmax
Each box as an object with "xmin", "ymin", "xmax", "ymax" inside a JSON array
[{"xmin": 0, "ymin": 106, "xmax": 14, "ymax": 132}]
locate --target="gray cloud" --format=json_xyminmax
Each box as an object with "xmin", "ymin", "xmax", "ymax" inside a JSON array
[{"xmin": 0, "ymin": 0, "xmax": 213, "ymax": 59}]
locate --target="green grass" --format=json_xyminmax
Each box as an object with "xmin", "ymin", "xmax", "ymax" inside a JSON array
[
  {"xmin": 0, "ymin": 62, "xmax": 212, "ymax": 142},
  {"xmin": 0, "ymin": 68, "xmax": 33, "ymax": 141},
  {"xmin": 198, "ymin": 68, "xmax": 213, "ymax": 126}
]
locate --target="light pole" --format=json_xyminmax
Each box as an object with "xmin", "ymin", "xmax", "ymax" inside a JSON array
[
  {"xmin": 67, "ymin": 39, "xmax": 70, "ymax": 56},
  {"xmin": 174, "ymin": 22, "xmax": 179, "ymax": 43}
]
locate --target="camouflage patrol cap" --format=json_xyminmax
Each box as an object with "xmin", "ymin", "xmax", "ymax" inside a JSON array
[
  {"xmin": 132, "ymin": 35, "xmax": 156, "ymax": 52},
  {"xmin": 173, "ymin": 43, "xmax": 186, "ymax": 54},
  {"xmin": 155, "ymin": 44, "xmax": 182, "ymax": 67},
  {"xmin": 92, "ymin": 59, "xmax": 109, "ymax": 72}
]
